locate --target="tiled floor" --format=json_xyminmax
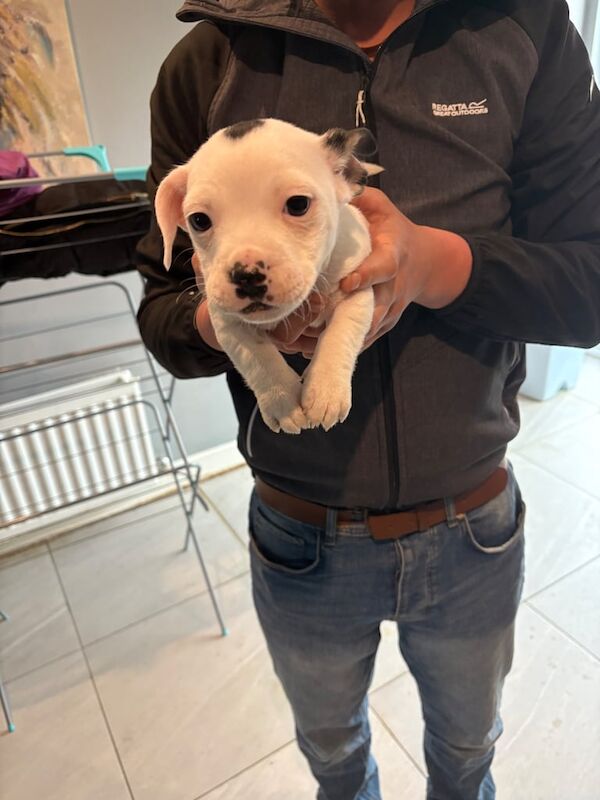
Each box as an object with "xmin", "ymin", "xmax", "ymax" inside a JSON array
[{"xmin": 1, "ymin": 356, "xmax": 599, "ymax": 800}]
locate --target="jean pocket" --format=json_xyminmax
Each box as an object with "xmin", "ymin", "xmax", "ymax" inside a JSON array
[
  {"xmin": 249, "ymin": 494, "xmax": 322, "ymax": 575},
  {"xmin": 460, "ymin": 471, "xmax": 526, "ymax": 555}
]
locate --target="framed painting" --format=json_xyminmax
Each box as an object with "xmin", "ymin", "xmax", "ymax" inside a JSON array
[{"xmin": 0, "ymin": 0, "xmax": 91, "ymax": 176}]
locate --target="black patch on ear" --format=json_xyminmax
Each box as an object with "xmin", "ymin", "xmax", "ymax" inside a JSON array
[
  {"xmin": 224, "ymin": 119, "xmax": 265, "ymax": 140},
  {"xmin": 343, "ymin": 158, "xmax": 368, "ymax": 187},
  {"xmin": 324, "ymin": 128, "xmax": 349, "ymax": 155}
]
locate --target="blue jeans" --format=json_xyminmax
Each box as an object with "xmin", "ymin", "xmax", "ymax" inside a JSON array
[{"xmin": 248, "ymin": 465, "xmax": 525, "ymax": 800}]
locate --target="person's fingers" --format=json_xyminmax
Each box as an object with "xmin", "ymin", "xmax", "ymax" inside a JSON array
[
  {"xmin": 339, "ymin": 246, "xmax": 399, "ymax": 293},
  {"xmin": 276, "ymin": 334, "xmax": 319, "ymax": 355},
  {"xmin": 270, "ymin": 293, "xmax": 324, "ymax": 342},
  {"xmin": 350, "ymin": 186, "xmax": 394, "ymax": 222},
  {"xmin": 363, "ymin": 279, "xmax": 395, "ymax": 339}
]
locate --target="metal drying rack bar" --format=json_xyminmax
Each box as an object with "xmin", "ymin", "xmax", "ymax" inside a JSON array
[{"xmin": 0, "ymin": 152, "xmax": 227, "ymax": 732}]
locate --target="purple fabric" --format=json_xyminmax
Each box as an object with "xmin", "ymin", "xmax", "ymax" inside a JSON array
[{"xmin": 0, "ymin": 151, "xmax": 43, "ymax": 217}]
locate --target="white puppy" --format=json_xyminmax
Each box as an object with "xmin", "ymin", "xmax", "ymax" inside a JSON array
[{"xmin": 156, "ymin": 118, "xmax": 382, "ymax": 434}]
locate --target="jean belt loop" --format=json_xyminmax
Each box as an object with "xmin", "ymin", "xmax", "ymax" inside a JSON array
[
  {"xmin": 444, "ymin": 496, "xmax": 460, "ymax": 528},
  {"xmin": 324, "ymin": 507, "xmax": 338, "ymax": 547}
]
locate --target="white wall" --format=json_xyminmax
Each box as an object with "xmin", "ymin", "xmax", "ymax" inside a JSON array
[
  {"xmin": 66, "ymin": 0, "xmax": 185, "ymax": 169},
  {"xmin": 568, "ymin": 0, "xmax": 600, "ymax": 58}
]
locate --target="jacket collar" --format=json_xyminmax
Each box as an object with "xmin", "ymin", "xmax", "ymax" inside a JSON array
[{"xmin": 176, "ymin": 0, "xmax": 449, "ymax": 55}]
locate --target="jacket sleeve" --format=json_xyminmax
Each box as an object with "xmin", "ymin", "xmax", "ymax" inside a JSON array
[
  {"xmin": 437, "ymin": 3, "xmax": 600, "ymax": 348},
  {"xmin": 135, "ymin": 22, "xmax": 233, "ymax": 378}
]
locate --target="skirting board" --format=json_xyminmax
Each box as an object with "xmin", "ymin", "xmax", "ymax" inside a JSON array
[{"xmin": 0, "ymin": 440, "xmax": 245, "ymax": 558}]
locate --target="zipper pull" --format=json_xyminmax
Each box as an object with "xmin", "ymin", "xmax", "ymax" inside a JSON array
[{"xmin": 355, "ymin": 88, "xmax": 366, "ymax": 127}]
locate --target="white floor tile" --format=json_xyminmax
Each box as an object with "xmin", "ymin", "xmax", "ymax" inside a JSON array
[
  {"xmin": 371, "ymin": 620, "xmax": 409, "ymax": 692},
  {"xmin": 49, "ymin": 492, "xmax": 183, "ymax": 551},
  {"xmin": 370, "ymin": 712, "xmax": 427, "ymax": 797},
  {"xmin": 369, "ymin": 666, "xmax": 424, "ymax": 773},
  {"xmin": 519, "ymin": 413, "xmax": 600, "ymax": 498},
  {"xmin": 510, "ymin": 454, "xmax": 600, "ymax": 599},
  {"xmin": 52, "ymin": 503, "xmax": 248, "ymax": 645},
  {"xmin": 0, "ymin": 552, "xmax": 80, "ymax": 681},
  {"xmin": 86, "ymin": 574, "xmax": 295, "ymax": 800},
  {"xmin": 513, "ymin": 391, "xmax": 597, "ymax": 451},
  {"xmin": 529, "ymin": 556, "xmax": 600, "ymax": 659},
  {"xmin": 0, "ymin": 651, "xmax": 130, "ymax": 800},
  {"xmin": 199, "ymin": 740, "xmax": 318, "ymax": 799},
  {"xmin": 572, "ymin": 355, "xmax": 600, "ymax": 406}
]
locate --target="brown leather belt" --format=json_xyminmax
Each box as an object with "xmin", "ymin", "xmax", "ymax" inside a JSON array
[{"xmin": 255, "ymin": 467, "xmax": 508, "ymax": 541}]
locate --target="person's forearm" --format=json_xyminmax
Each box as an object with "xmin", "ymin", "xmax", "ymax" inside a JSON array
[{"xmin": 413, "ymin": 226, "xmax": 473, "ymax": 310}]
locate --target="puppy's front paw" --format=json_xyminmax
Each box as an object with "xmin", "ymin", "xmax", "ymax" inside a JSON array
[
  {"xmin": 257, "ymin": 383, "xmax": 307, "ymax": 434},
  {"xmin": 302, "ymin": 372, "xmax": 352, "ymax": 431}
]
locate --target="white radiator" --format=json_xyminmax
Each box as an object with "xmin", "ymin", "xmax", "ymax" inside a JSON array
[{"xmin": 0, "ymin": 371, "xmax": 159, "ymax": 527}]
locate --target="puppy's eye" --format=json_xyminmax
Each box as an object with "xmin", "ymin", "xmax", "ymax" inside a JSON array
[
  {"xmin": 285, "ymin": 195, "xmax": 311, "ymax": 217},
  {"xmin": 188, "ymin": 212, "xmax": 212, "ymax": 232}
]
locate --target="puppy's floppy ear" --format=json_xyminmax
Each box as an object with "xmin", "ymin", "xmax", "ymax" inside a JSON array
[
  {"xmin": 320, "ymin": 127, "xmax": 384, "ymax": 200},
  {"xmin": 155, "ymin": 163, "xmax": 190, "ymax": 270}
]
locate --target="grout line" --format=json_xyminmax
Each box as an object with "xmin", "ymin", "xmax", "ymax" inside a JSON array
[
  {"xmin": 48, "ymin": 494, "xmax": 185, "ymax": 552},
  {"xmin": 525, "ymin": 602, "xmax": 600, "ymax": 664},
  {"xmin": 524, "ymin": 553, "xmax": 600, "ymax": 604},
  {"xmin": 3, "ymin": 646, "xmax": 85, "ymax": 687},
  {"xmin": 81, "ymin": 568, "xmax": 250, "ymax": 651},
  {"xmin": 47, "ymin": 547, "xmax": 136, "ymax": 800},
  {"xmin": 512, "ymin": 451, "xmax": 600, "ymax": 503},
  {"xmin": 192, "ymin": 738, "xmax": 298, "ymax": 799},
  {"xmin": 200, "ymin": 492, "xmax": 250, "ymax": 548},
  {"xmin": 0, "ymin": 543, "xmax": 52, "ymax": 570},
  {"xmin": 370, "ymin": 706, "xmax": 427, "ymax": 779},
  {"xmin": 369, "ymin": 666, "xmax": 411, "ymax": 696}
]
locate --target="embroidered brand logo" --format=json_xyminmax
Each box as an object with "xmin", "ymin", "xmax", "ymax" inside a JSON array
[{"xmin": 432, "ymin": 99, "xmax": 489, "ymax": 117}]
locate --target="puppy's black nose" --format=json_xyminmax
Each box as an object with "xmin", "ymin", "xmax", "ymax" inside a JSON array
[{"xmin": 229, "ymin": 262, "xmax": 268, "ymax": 300}]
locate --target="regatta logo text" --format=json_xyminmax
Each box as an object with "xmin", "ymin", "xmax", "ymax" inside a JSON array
[{"xmin": 432, "ymin": 99, "xmax": 489, "ymax": 117}]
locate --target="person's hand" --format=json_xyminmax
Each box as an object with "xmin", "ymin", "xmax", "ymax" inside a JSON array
[
  {"xmin": 195, "ymin": 299, "xmax": 224, "ymax": 351},
  {"xmin": 268, "ymin": 292, "xmax": 325, "ymax": 358},
  {"xmin": 340, "ymin": 187, "xmax": 473, "ymax": 350}
]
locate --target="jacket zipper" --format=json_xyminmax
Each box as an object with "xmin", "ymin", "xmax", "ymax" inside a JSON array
[
  {"xmin": 357, "ymin": 47, "xmax": 403, "ymax": 508},
  {"xmin": 354, "ymin": 4, "xmax": 442, "ymax": 507}
]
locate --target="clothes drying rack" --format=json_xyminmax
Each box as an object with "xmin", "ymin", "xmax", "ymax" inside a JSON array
[{"xmin": 0, "ymin": 148, "xmax": 228, "ymax": 733}]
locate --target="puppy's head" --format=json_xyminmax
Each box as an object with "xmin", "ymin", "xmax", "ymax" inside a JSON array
[{"xmin": 155, "ymin": 118, "xmax": 382, "ymax": 325}]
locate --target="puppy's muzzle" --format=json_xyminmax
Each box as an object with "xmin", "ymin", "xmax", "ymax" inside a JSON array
[{"xmin": 229, "ymin": 262, "xmax": 269, "ymax": 300}]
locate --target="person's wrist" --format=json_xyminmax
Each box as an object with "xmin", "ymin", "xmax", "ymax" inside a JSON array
[
  {"xmin": 194, "ymin": 300, "xmax": 224, "ymax": 351},
  {"xmin": 413, "ymin": 225, "xmax": 473, "ymax": 309}
]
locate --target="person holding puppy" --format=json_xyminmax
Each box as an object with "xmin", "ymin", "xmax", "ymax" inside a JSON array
[{"xmin": 136, "ymin": 1, "xmax": 600, "ymax": 798}]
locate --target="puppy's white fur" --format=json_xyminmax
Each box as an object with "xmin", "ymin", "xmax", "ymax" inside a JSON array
[{"xmin": 156, "ymin": 119, "xmax": 381, "ymax": 433}]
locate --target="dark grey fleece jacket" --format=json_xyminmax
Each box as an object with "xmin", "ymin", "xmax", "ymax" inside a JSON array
[{"xmin": 136, "ymin": 0, "xmax": 600, "ymax": 509}]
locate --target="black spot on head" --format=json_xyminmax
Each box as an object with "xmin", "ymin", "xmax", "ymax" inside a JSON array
[{"xmin": 224, "ymin": 119, "xmax": 265, "ymax": 140}]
